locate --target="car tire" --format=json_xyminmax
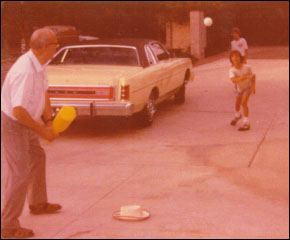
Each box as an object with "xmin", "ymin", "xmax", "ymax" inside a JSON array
[
  {"xmin": 138, "ymin": 91, "xmax": 157, "ymax": 127},
  {"xmin": 174, "ymin": 84, "xmax": 186, "ymax": 104}
]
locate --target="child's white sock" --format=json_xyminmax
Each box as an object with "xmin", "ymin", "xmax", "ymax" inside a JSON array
[
  {"xmin": 235, "ymin": 111, "xmax": 241, "ymax": 118},
  {"xmin": 243, "ymin": 117, "xmax": 250, "ymax": 124}
]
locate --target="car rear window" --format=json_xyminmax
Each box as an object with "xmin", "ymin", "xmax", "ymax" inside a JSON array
[{"xmin": 50, "ymin": 46, "xmax": 139, "ymax": 66}]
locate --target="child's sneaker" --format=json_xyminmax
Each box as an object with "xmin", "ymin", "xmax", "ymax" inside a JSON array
[
  {"xmin": 230, "ymin": 115, "xmax": 242, "ymax": 126},
  {"xmin": 238, "ymin": 123, "xmax": 250, "ymax": 131}
]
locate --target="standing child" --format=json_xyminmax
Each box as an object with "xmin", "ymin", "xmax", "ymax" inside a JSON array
[
  {"xmin": 231, "ymin": 28, "xmax": 248, "ymax": 64},
  {"xmin": 229, "ymin": 50, "xmax": 256, "ymax": 131}
]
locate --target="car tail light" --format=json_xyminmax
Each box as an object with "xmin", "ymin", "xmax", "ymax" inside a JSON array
[{"xmin": 121, "ymin": 85, "xmax": 130, "ymax": 101}]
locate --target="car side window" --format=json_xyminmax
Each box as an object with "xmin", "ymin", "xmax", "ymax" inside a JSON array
[
  {"xmin": 150, "ymin": 42, "xmax": 170, "ymax": 62},
  {"xmin": 49, "ymin": 49, "xmax": 67, "ymax": 65},
  {"xmin": 145, "ymin": 45, "xmax": 156, "ymax": 66}
]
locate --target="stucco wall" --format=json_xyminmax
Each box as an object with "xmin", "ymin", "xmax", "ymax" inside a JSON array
[
  {"xmin": 166, "ymin": 22, "xmax": 191, "ymax": 52},
  {"xmin": 166, "ymin": 11, "xmax": 207, "ymax": 59}
]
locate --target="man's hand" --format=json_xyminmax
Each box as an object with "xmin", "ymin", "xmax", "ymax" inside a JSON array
[
  {"xmin": 45, "ymin": 120, "xmax": 53, "ymax": 127},
  {"xmin": 13, "ymin": 106, "xmax": 58, "ymax": 141}
]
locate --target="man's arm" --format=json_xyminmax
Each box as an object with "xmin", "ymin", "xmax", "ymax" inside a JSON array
[
  {"xmin": 42, "ymin": 91, "xmax": 54, "ymax": 126},
  {"xmin": 13, "ymin": 106, "xmax": 57, "ymax": 141}
]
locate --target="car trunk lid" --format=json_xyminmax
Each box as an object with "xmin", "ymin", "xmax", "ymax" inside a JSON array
[{"xmin": 46, "ymin": 65, "xmax": 142, "ymax": 100}]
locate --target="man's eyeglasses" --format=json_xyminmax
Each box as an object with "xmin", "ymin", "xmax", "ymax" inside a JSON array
[{"xmin": 46, "ymin": 42, "xmax": 60, "ymax": 48}]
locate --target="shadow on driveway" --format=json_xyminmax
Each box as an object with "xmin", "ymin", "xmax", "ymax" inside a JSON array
[{"xmin": 60, "ymin": 98, "xmax": 178, "ymax": 138}]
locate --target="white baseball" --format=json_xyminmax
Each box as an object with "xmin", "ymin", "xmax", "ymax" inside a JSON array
[{"xmin": 204, "ymin": 17, "xmax": 213, "ymax": 27}]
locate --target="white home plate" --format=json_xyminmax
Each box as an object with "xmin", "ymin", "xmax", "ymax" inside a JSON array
[{"xmin": 112, "ymin": 210, "xmax": 150, "ymax": 221}]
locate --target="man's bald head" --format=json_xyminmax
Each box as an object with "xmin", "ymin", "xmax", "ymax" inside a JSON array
[
  {"xmin": 30, "ymin": 28, "xmax": 59, "ymax": 65},
  {"xmin": 30, "ymin": 28, "xmax": 56, "ymax": 50}
]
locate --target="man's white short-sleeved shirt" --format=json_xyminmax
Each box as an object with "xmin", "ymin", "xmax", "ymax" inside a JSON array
[
  {"xmin": 1, "ymin": 50, "xmax": 48, "ymax": 122},
  {"xmin": 231, "ymin": 38, "xmax": 248, "ymax": 56}
]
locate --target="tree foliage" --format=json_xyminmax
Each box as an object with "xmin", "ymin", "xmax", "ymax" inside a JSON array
[{"xmin": 1, "ymin": 1, "xmax": 289, "ymax": 56}]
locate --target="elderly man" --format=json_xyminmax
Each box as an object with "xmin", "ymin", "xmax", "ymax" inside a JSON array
[{"xmin": 1, "ymin": 28, "xmax": 61, "ymax": 239}]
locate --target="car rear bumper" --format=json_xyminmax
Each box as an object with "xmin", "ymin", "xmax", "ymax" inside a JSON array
[{"xmin": 51, "ymin": 101, "xmax": 135, "ymax": 117}]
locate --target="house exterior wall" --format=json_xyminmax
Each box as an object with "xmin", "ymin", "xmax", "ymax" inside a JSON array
[{"xmin": 166, "ymin": 11, "xmax": 207, "ymax": 59}]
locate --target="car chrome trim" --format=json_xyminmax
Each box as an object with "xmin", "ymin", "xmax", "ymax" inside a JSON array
[{"xmin": 50, "ymin": 101, "xmax": 135, "ymax": 117}]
